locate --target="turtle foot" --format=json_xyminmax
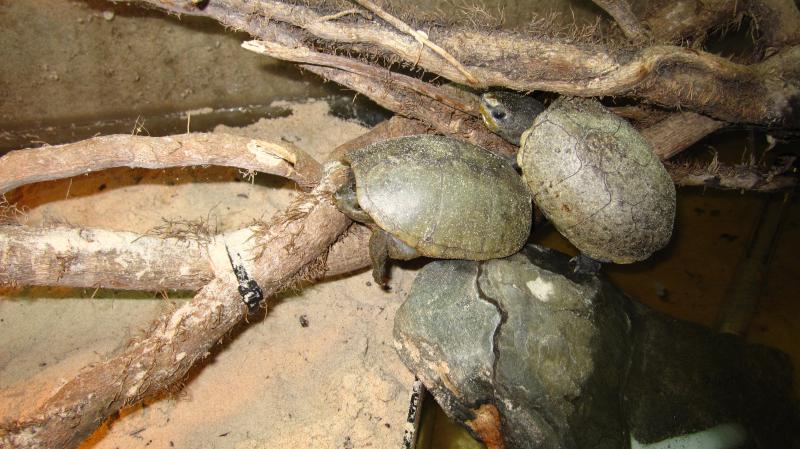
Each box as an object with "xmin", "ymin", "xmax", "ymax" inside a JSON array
[{"xmin": 571, "ymin": 253, "xmax": 602, "ymax": 276}]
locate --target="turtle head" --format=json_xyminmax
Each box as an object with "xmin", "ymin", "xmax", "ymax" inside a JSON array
[
  {"xmin": 479, "ymin": 91, "xmax": 545, "ymax": 146},
  {"xmin": 334, "ymin": 171, "xmax": 374, "ymax": 223}
]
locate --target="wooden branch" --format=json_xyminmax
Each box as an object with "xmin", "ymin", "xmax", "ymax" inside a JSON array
[
  {"xmin": 666, "ymin": 156, "xmax": 797, "ymax": 191},
  {"xmin": 352, "ymin": 0, "xmax": 478, "ymax": 85},
  {"xmin": 241, "ymin": 39, "xmax": 516, "ymax": 156},
  {"xmin": 135, "ymin": 0, "xmax": 800, "ymax": 127},
  {"xmin": 642, "ymin": 111, "xmax": 726, "ymax": 159},
  {"xmin": 323, "ymin": 223, "xmax": 371, "ymax": 277},
  {"xmin": 0, "ymin": 117, "xmax": 436, "ymax": 448},
  {"xmin": 0, "ymin": 114, "xmax": 428, "ymax": 294},
  {"xmin": 436, "ymin": 35, "xmax": 798, "ymax": 127},
  {"xmin": 592, "ymin": 0, "xmax": 648, "ymax": 42},
  {"xmin": 0, "ymin": 133, "xmax": 323, "ymax": 196},
  {"xmin": 307, "ymin": 65, "xmax": 515, "ymax": 157},
  {"xmin": 0, "ymin": 221, "xmax": 373, "ymax": 291},
  {"xmin": 641, "ymin": 0, "xmax": 800, "ymax": 48},
  {"xmin": 242, "ymin": 34, "xmax": 789, "ymax": 190},
  {"xmin": 241, "ymin": 40, "xmax": 480, "ymax": 117},
  {"xmin": 0, "ymin": 225, "xmax": 213, "ymax": 290},
  {"xmin": 328, "ymin": 115, "xmax": 432, "ymax": 161},
  {"xmin": 0, "ymin": 163, "xmax": 352, "ymax": 449},
  {"xmin": 241, "ymin": 30, "xmax": 791, "ymax": 190}
]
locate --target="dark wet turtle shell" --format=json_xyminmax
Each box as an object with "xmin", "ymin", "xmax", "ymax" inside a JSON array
[
  {"xmin": 344, "ymin": 135, "xmax": 531, "ymax": 260},
  {"xmin": 518, "ymin": 97, "xmax": 675, "ymax": 263}
]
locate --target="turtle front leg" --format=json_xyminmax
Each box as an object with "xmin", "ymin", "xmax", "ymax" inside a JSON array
[
  {"xmin": 369, "ymin": 230, "xmax": 391, "ymax": 287},
  {"xmin": 369, "ymin": 230, "xmax": 420, "ymax": 287}
]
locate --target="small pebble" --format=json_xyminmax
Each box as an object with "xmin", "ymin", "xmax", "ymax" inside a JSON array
[{"xmin": 102, "ymin": 10, "xmax": 115, "ymax": 21}]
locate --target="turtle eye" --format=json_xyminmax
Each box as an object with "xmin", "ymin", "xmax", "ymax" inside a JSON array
[{"xmin": 491, "ymin": 109, "xmax": 507, "ymax": 121}]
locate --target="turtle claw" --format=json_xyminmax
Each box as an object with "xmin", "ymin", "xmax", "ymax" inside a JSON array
[{"xmin": 371, "ymin": 266, "xmax": 390, "ymax": 289}]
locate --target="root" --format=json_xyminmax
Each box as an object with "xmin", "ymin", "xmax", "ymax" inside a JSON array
[
  {"xmin": 0, "ymin": 133, "xmax": 323, "ymax": 197},
  {"xmin": 137, "ymin": 0, "xmax": 800, "ymax": 126}
]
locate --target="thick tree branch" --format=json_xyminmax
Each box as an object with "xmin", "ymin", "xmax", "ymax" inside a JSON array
[
  {"xmin": 0, "ymin": 163, "xmax": 352, "ymax": 449},
  {"xmin": 0, "ymin": 225, "xmax": 213, "ymax": 290},
  {"xmin": 0, "ymin": 221, "xmax": 372, "ymax": 291},
  {"xmin": 0, "ymin": 133, "xmax": 323, "ymax": 196},
  {"xmin": 0, "ymin": 116, "xmax": 433, "ymax": 448},
  {"xmin": 134, "ymin": 0, "xmax": 799, "ymax": 127}
]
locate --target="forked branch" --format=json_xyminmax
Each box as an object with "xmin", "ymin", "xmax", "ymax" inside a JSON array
[{"xmin": 0, "ymin": 163, "xmax": 352, "ymax": 449}]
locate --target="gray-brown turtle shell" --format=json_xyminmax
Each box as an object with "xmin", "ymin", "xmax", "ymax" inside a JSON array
[
  {"xmin": 518, "ymin": 97, "xmax": 676, "ymax": 263},
  {"xmin": 346, "ymin": 135, "xmax": 532, "ymax": 260}
]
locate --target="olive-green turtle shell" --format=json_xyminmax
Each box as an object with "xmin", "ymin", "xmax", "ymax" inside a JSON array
[
  {"xmin": 346, "ymin": 135, "xmax": 532, "ymax": 260},
  {"xmin": 518, "ymin": 97, "xmax": 675, "ymax": 263}
]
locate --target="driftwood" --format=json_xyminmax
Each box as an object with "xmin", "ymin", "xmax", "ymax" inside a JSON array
[
  {"xmin": 2, "ymin": 0, "xmax": 799, "ymax": 448},
  {"xmin": 136, "ymin": 0, "xmax": 800, "ymax": 127},
  {"xmin": 0, "ymin": 116, "xmax": 427, "ymax": 449},
  {"xmin": 0, "ymin": 164, "xmax": 351, "ymax": 448}
]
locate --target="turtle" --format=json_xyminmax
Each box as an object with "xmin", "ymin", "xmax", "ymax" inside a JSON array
[
  {"xmin": 480, "ymin": 94, "xmax": 676, "ymax": 273},
  {"xmin": 334, "ymin": 134, "xmax": 532, "ymax": 286}
]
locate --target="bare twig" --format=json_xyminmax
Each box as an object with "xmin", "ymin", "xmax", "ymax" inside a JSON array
[
  {"xmin": 315, "ymin": 8, "xmax": 370, "ymax": 23},
  {"xmin": 0, "ymin": 133, "xmax": 323, "ymax": 196}
]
